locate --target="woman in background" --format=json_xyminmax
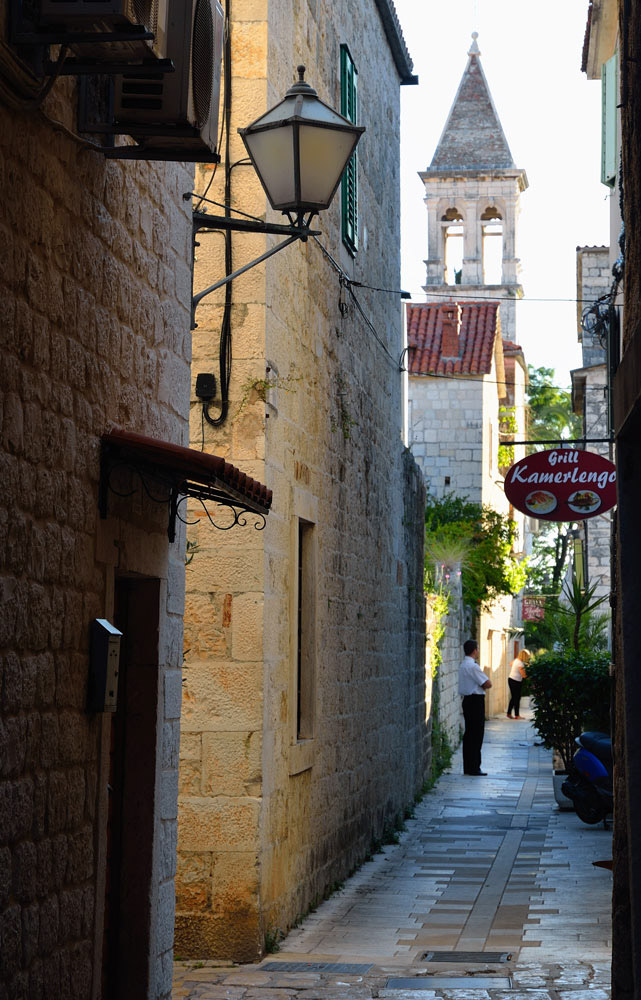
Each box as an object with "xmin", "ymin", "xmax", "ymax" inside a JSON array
[{"xmin": 507, "ymin": 649, "xmax": 530, "ymax": 719}]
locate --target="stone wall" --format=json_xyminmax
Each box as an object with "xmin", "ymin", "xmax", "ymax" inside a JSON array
[
  {"xmin": 576, "ymin": 247, "xmax": 612, "ymax": 603},
  {"xmin": 0, "ymin": 49, "xmax": 192, "ymax": 999},
  {"xmin": 421, "ymin": 174, "xmax": 525, "ymax": 343},
  {"xmin": 177, "ymin": 0, "xmax": 427, "ymax": 960},
  {"xmin": 409, "ymin": 375, "xmax": 485, "ymax": 502},
  {"xmin": 426, "ymin": 574, "xmax": 465, "ymax": 755}
]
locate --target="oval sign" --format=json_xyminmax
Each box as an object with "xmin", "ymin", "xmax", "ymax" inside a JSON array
[{"xmin": 504, "ymin": 449, "xmax": 617, "ymax": 521}]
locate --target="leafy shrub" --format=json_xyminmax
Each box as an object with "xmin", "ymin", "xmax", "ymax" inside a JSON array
[
  {"xmin": 527, "ymin": 651, "xmax": 611, "ymax": 771},
  {"xmin": 424, "ymin": 492, "xmax": 527, "ymax": 616}
]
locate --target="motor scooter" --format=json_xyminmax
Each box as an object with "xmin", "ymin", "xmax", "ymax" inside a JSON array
[{"xmin": 561, "ymin": 731, "xmax": 613, "ymax": 826}]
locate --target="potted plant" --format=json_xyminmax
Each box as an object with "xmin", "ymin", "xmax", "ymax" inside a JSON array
[{"xmin": 526, "ymin": 573, "xmax": 611, "ymax": 809}]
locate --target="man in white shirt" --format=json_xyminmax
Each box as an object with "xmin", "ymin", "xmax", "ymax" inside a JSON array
[{"xmin": 458, "ymin": 639, "xmax": 492, "ymax": 776}]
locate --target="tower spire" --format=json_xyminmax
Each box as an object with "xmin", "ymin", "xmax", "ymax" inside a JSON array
[{"xmin": 428, "ymin": 33, "xmax": 514, "ymax": 172}]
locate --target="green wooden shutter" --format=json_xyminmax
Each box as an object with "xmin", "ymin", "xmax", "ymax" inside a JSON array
[
  {"xmin": 601, "ymin": 53, "xmax": 618, "ymax": 188},
  {"xmin": 341, "ymin": 45, "xmax": 358, "ymax": 254}
]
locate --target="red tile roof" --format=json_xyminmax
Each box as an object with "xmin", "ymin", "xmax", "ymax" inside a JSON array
[
  {"xmin": 406, "ymin": 301, "xmax": 501, "ymax": 376},
  {"xmin": 502, "ymin": 339, "xmax": 523, "ymax": 354}
]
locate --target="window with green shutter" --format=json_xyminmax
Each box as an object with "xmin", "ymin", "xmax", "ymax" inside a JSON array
[
  {"xmin": 601, "ymin": 52, "xmax": 618, "ymax": 188},
  {"xmin": 340, "ymin": 45, "xmax": 358, "ymax": 254}
]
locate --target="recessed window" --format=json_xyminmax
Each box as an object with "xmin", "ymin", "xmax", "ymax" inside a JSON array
[
  {"xmin": 296, "ymin": 519, "xmax": 316, "ymax": 740},
  {"xmin": 482, "ymin": 214, "xmax": 503, "ymax": 284}
]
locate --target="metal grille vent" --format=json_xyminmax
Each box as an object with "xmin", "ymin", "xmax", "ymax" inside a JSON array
[
  {"xmin": 260, "ymin": 962, "xmax": 373, "ymax": 974},
  {"xmin": 118, "ymin": 75, "xmax": 164, "ymax": 112},
  {"xmin": 191, "ymin": 0, "xmax": 214, "ymax": 128},
  {"xmin": 421, "ymin": 951, "xmax": 512, "ymax": 963},
  {"xmin": 126, "ymin": 0, "xmax": 158, "ymax": 34}
]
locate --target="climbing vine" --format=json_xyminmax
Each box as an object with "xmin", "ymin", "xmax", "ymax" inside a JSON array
[
  {"xmin": 498, "ymin": 404, "xmax": 518, "ymax": 471},
  {"xmin": 425, "ymin": 589, "xmax": 454, "ymax": 785}
]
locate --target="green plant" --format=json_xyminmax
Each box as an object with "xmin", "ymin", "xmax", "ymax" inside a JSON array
[
  {"xmin": 524, "ymin": 573, "xmax": 610, "ymax": 654},
  {"xmin": 423, "ymin": 588, "xmax": 456, "ymax": 788},
  {"xmin": 236, "ymin": 370, "xmax": 307, "ymax": 417},
  {"xmin": 185, "ymin": 539, "xmax": 199, "ymax": 565},
  {"xmin": 560, "ymin": 572, "xmax": 609, "ymax": 651},
  {"xmin": 335, "ymin": 372, "xmax": 356, "ymax": 439},
  {"xmin": 424, "ymin": 493, "xmax": 527, "ymax": 619},
  {"xmin": 527, "ymin": 650, "xmax": 610, "ymax": 771},
  {"xmin": 498, "ymin": 405, "xmax": 518, "ymax": 471},
  {"xmin": 264, "ymin": 927, "xmax": 282, "ymax": 953},
  {"xmin": 524, "ymin": 367, "xmax": 582, "ymax": 592}
]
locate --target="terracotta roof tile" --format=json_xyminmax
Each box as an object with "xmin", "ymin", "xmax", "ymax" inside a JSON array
[
  {"xmin": 502, "ymin": 339, "xmax": 523, "ymax": 353},
  {"xmin": 406, "ymin": 300, "xmax": 501, "ymax": 376}
]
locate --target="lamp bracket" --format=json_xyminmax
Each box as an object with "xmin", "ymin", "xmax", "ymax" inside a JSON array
[
  {"xmin": 191, "ymin": 212, "xmax": 319, "ymax": 329},
  {"xmin": 192, "ymin": 211, "xmax": 320, "ymax": 238}
]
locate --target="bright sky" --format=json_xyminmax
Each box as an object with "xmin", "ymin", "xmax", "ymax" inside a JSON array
[{"xmin": 393, "ymin": 0, "xmax": 611, "ymax": 388}]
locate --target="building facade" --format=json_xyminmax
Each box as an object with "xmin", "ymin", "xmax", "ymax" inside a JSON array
[
  {"xmin": 571, "ymin": 246, "xmax": 613, "ymax": 601},
  {"xmin": 0, "ymin": 39, "xmax": 193, "ymax": 1000},
  {"xmin": 407, "ymin": 35, "xmax": 529, "ymax": 719},
  {"xmin": 176, "ymin": 0, "xmax": 428, "ymax": 962},
  {"xmin": 419, "ymin": 34, "xmax": 528, "ymax": 343},
  {"xmin": 0, "ymin": 7, "xmax": 279, "ymax": 996}
]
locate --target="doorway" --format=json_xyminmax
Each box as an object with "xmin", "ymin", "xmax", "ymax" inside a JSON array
[{"xmin": 102, "ymin": 576, "xmax": 161, "ymax": 999}]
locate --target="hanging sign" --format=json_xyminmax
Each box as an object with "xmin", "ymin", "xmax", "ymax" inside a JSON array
[
  {"xmin": 522, "ymin": 595, "xmax": 546, "ymax": 622},
  {"xmin": 504, "ymin": 448, "xmax": 616, "ymax": 522}
]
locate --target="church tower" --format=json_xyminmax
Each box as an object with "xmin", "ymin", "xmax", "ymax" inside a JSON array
[{"xmin": 420, "ymin": 33, "xmax": 528, "ymax": 342}]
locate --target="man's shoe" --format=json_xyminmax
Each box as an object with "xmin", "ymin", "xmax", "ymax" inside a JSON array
[{"xmin": 464, "ymin": 770, "xmax": 487, "ymax": 776}]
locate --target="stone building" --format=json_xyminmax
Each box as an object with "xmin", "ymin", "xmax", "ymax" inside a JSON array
[
  {"xmin": 571, "ymin": 246, "xmax": 612, "ymax": 601},
  {"xmin": 582, "ymin": 1, "xmax": 641, "ymax": 996},
  {"xmin": 406, "ymin": 300, "xmax": 527, "ymax": 717},
  {"xmin": 0, "ymin": 8, "xmax": 272, "ymax": 999},
  {"xmin": 176, "ymin": 0, "xmax": 427, "ymax": 963},
  {"xmin": 406, "ymin": 35, "xmax": 530, "ymax": 719},
  {"xmin": 406, "ymin": 301, "xmax": 507, "ymax": 505},
  {"xmin": 419, "ymin": 33, "xmax": 528, "ymax": 343}
]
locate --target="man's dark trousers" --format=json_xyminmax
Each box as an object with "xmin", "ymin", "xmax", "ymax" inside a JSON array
[{"xmin": 462, "ymin": 693, "xmax": 485, "ymax": 774}]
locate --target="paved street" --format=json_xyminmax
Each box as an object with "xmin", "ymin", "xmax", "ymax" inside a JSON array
[{"xmin": 173, "ymin": 704, "xmax": 612, "ymax": 998}]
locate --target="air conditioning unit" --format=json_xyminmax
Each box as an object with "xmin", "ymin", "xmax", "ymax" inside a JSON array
[
  {"xmin": 38, "ymin": 0, "xmax": 169, "ymax": 63},
  {"xmin": 112, "ymin": 0, "xmax": 224, "ymax": 159}
]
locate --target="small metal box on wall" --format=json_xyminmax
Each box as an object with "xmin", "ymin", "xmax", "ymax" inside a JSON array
[{"xmin": 88, "ymin": 618, "xmax": 123, "ymax": 712}]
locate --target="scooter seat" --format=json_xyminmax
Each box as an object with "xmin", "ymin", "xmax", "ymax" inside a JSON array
[{"xmin": 579, "ymin": 731, "xmax": 612, "ymax": 769}]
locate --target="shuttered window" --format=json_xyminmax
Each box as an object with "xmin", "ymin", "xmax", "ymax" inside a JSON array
[
  {"xmin": 340, "ymin": 45, "xmax": 358, "ymax": 254},
  {"xmin": 601, "ymin": 52, "xmax": 618, "ymax": 188}
]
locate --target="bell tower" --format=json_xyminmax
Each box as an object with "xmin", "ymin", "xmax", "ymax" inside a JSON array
[{"xmin": 420, "ymin": 33, "xmax": 528, "ymax": 342}]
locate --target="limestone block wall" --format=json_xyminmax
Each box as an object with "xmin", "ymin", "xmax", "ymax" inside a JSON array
[
  {"xmin": 576, "ymin": 247, "xmax": 612, "ymax": 604},
  {"xmin": 177, "ymin": 0, "xmax": 427, "ymax": 961},
  {"xmin": 408, "ymin": 375, "xmax": 484, "ymax": 501},
  {"xmin": 577, "ymin": 247, "xmax": 611, "ymax": 368},
  {"xmin": 427, "ymin": 575, "xmax": 465, "ymax": 754},
  {"xmin": 0, "ymin": 59, "xmax": 192, "ymax": 999}
]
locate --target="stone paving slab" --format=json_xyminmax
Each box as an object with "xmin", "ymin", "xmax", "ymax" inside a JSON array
[
  {"xmin": 173, "ymin": 706, "xmax": 612, "ymax": 999},
  {"xmin": 173, "ymin": 960, "xmax": 611, "ymax": 998}
]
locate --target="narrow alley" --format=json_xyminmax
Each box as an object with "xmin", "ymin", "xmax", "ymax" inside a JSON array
[{"xmin": 173, "ymin": 707, "xmax": 612, "ymax": 999}]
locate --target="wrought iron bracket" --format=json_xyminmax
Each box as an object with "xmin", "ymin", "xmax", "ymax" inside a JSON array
[
  {"xmin": 191, "ymin": 210, "xmax": 320, "ymax": 328},
  {"xmin": 99, "ymin": 444, "xmax": 268, "ymax": 542}
]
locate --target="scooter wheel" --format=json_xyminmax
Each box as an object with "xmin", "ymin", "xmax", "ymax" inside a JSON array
[{"xmin": 574, "ymin": 801, "xmax": 605, "ymax": 825}]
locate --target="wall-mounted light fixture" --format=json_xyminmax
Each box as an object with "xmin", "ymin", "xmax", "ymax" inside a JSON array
[{"xmin": 191, "ymin": 65, "xmax": 365, "ymax": 327}]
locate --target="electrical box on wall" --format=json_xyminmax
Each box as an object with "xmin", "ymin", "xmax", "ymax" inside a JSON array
[{"xmin": 87, "ymin": 618, "xmax": 123, "ymax": 713}]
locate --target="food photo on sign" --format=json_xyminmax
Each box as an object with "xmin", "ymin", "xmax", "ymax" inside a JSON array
[{"xmin": 504, "ymin": 448, "xmax": 617, "ymax": 522}]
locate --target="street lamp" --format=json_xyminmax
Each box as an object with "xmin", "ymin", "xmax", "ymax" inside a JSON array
[
  {"xmin": 239, "ymin": 65, "xmax": 364, "ymax": 225},
  {"xmin": 191, "ymin": 66, "xmax": 365, "ymax": 325}
]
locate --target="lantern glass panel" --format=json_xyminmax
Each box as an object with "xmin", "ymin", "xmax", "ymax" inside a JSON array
[
  {"xmin": 298, "ymin": 125, "xmax": 359, "ymax": 206},
  {"xmin": 244, "ymin": 125, "xmax": 296, "ymax": 207}
]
